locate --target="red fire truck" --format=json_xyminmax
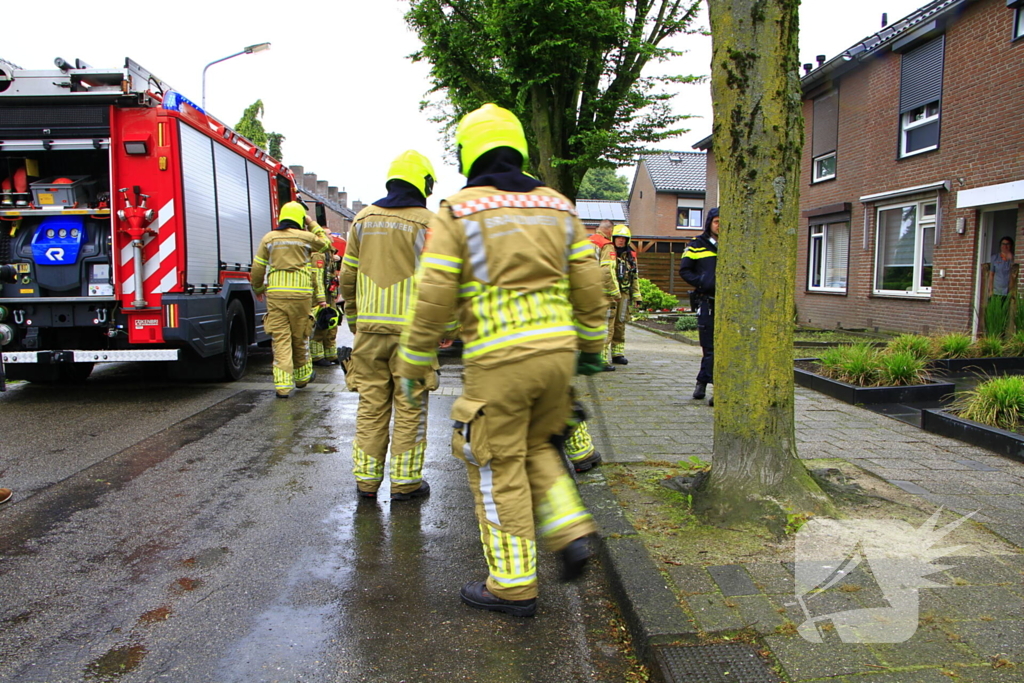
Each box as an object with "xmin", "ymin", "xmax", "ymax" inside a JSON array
[{"xmin": 0, "ymin": 57, "xmax": 295, "ymax": 390}]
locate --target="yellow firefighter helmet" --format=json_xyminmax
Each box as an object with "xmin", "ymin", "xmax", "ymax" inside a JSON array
[
  {"xmin": 454, "ymin": 103, "xmax": 529, "ymax": 176},
  {"xmin": 387, "ymin": 150, "xmax": 436, "ymax": 198}
]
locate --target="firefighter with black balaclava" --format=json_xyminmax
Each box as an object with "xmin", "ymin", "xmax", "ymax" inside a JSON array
[
  {"xmin": 607, "ymin": 224, "xmax": 641, "ymax": 365},
  {"xmin": 679, "ymin": 206, "xmax": 718, "ymax": 406},
  {"xmin": 251, "ymin": 201, "xmax": 331, "ymax": 398},
  {"xmin": 311, "ymin": 233, "xmax": 344, "ymax": 367},
  {"xmin": 340, "ymin": 150, "xmax": 437, "ymax": 502},
  {"xmin": 395, "ymin": 103, "xmax": 607, "ymax": 618}
]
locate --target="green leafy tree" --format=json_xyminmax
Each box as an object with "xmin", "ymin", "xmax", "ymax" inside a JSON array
[
  {"xmin": 267, "ymin": 132, "xmax": 285, "ymax": 161},
  {"xmin": 235, "ymin": 100, "xmax": 268, "ymax": 150},
  {"xmin": 697, "ymin": 0, "xmax": 833, "ymax": 531},
  {"xmin": 405, "ymin": 0, "xmax": 703, "ymax": 198},
  {"xmin": 577, "ymin": 166, "xmax": 629, "ymax": 201}
]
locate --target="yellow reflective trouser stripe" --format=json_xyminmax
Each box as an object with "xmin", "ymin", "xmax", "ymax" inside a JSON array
[
  {"xmin": 352, "ymin": 442, "xmax": 384, "ymax": 483},
  {"xmin": 310, "ymin": 340, "xmax": 324, "ymax": 360},
  {"xmin": 295, "ymin": 359, "xmax": 313, "ymax": 383},
  {"xmin": 575, "ymin": 321, "xmax": 605, "ymax": 340},
  {"xmin": 390, "ymin": 441, "xmax": 426, "ymax": 485},
  {"xmin": 481, "ymin": 524, "xmax": 537, "ymax": 588},
  {"xmin": 612, "ymin": 342, "xmax": 625, "ymax": 356},
  {"xmin": 565, "ymin": 421, "xmax": 595, "ymax": 460},
  {"xmin": 537, "ymin": 474, "xmax": 593, "ymax": 537},
  {"xmin": 683, "ymin": 249, "xmax": 716, "ymax": 260},
  {"xmin": 272, "ymin": 367, "xmax": 292, "ymax": 393}
]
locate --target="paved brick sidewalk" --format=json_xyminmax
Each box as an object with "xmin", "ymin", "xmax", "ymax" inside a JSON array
[{"xmin": 575, "ymin": 325, "xmax": 1024, "ymax": 683}]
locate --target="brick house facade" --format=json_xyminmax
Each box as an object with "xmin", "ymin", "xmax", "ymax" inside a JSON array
[
  {"xmin": 797, "ymin": 0, "xmax": 1024, "ymax": 336},
  {"xmin": 627, "ymin": 152, "xmax": 707, "ymax": 238}
]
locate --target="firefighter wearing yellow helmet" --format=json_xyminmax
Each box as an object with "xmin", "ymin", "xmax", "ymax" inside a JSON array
[
  {"xmin": 396, "ymin": 103, "xmax": 606, "ymax": 617},
  {"xmin": 607, "ymin": 223, "xmax": 641, "ymax": 365},
  {"xmin": 340, "ymin": 150, "xmax": 437, "ymax": 501},
  {"xmin": 251, "ymin": 200, "xmax": 331, "ymax": 397}
]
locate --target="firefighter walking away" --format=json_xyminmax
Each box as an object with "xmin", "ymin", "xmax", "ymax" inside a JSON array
[
  {"xmin": 251, "ymin": 201, "xmax": 330, "ymax": 398},
  {"xmin": 396, "ymin": 103, "xmax": 608, "ymax": 617},
  {"xmin": 341, "ymin": 150, "xmax": 437, "ymax": 501}
]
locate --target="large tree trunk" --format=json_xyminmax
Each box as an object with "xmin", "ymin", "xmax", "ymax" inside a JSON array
[
  {"xmin": 528, "ymin": 84, "xmax": 579, "ymax": 199},
  {"xmin": 699, "ymin": 0, "xmax": 834, "ymax": 531}
]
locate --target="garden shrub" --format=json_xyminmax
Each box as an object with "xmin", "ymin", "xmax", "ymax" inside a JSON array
[
  {"xmin": 637, "ymin": 278, "xmax": 678, "ymax": 311},
  {"xmin": 674, "ymin": 315, "xmax": 698, "ymax": 331},
  {"xmin": 953, "ymin": 375, "xmax": 1024, "ymax": 432},
  {"xmin": 818, "ymin": 342, "xmax": 880, "ymax": 386},
  {"xmin": 1006, "ymin": 331, "xmax": 1024, "ymax": 357},
  {"xmin": 887, "ymin": 333, "xmax": 932, "ymax": 360},
  {"xmin": 984, "ymin": 294, "xmax": 1012, "ymax": 338},
  {"xmin": 936, "ymin": 332, "xmax": 972, "ymax": 359},
  {"xmin": 975, "ymin": 336, "xmax": 1004, "ymax": 357},
  {"xmin": 877, "ymin": 351, "xmax": 928, "ymax": 386}
]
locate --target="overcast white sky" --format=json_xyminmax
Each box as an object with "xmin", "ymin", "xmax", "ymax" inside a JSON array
[{"xmin": 3, "ymin": 0, "xmax": 927, "ymax": 209}]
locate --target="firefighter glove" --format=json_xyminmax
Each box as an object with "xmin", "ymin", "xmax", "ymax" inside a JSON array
[{"xmin": 576, "ymin": 352, "xmax": 605, "ymax": 376}]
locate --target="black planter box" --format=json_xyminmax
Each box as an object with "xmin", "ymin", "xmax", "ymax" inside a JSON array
[
  {"xmin": 794, "ymin": 367, "xmax": 956, "ymax": 405},
  {"xmin": 927, "ymin": 357, "xmax": 1024, "ymax": 374},
  {"xmin": 921, "ymin": 408, "xmax": 1024, "ymax": 463}
]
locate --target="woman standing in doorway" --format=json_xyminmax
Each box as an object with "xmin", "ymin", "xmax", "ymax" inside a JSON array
[{"xmin": 992, "ymin": 237, "xmax": 1015, "ymax": 296}]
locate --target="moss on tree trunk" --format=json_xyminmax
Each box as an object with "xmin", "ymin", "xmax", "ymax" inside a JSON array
[{"xmin": 698, "ymin": 0, "xmax": 834, "ymax": 530}]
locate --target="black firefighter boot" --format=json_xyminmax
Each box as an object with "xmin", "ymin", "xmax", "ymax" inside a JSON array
[{"xmin": 692, "ymin": 382, "xmax": 707, "ymax": 399}]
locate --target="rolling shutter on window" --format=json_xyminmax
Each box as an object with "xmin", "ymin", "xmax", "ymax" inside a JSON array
[
  {"xmin": 900, "ymin": 35, "xmax": 945, "ymax": 114},
  {"xmin": 812, "ymin": 90, "xmax": 839, "ymax": 158}
]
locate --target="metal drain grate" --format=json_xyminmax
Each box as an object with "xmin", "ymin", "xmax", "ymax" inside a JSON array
[{"xmin": 654, "ymin": 643, "xmax": 781, "ymax": 683}]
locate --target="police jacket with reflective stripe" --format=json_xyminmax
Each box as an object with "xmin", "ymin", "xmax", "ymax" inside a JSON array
[
  {"xmin": 679, "ymin": 233, "xmax": 717, "ymax": 295},
  {"xmin": 396, "ymin": 185, "xmax": 607, "ymax": 377},
  {"xmin": 252, "ymin": 225, "xmax": 330, "ymax": 300},
  {"xmin": 340, "ymin": 204, "xmax": 434, "ymax": 335}
]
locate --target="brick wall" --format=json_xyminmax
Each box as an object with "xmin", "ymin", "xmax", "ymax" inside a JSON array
[
  {"xmin": 628, "ymin": 161, "xmax": 706, "ymax": 237},
  {"xmin": 797, "ymin": 0, "xmax": 1024, "ymax": 335}
]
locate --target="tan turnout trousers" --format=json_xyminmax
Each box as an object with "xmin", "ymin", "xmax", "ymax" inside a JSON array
[
  {"xmin": 265, "ymin": 297, "xmax": 314, "ymax": 396},
  {"xmin": 452, "ymin": 351, "xmax": 597, "ymax": 601},
  {"xmin": 351, "ymin": 332, "xmax": 433, "ymax": 495}
]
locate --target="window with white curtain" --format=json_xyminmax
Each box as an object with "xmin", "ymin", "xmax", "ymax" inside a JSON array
[
  {"xmin": 808, "ymin": 222, "xmax": 849, "ymax": 292},
  {"xmin": 874, "ymin": 201, "xmax": 936, "ymax": 296}
]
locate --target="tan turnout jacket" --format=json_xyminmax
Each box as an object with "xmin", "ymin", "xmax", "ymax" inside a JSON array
[
  {"xmin": 340, "ymin": 204, "xmax": 434, "ymax": 335},
  {"xmin": 396, "ymin": 185, "xmax": 607, "ymax": 379},
  {"xmin": 251, "ymin": 224, "xmax": 330, "ymax": 302}
]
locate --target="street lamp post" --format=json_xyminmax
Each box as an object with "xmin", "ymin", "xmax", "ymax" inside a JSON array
[{"xmin": 201, "ymin": 42, "xmax": 271, "ymax": 111}]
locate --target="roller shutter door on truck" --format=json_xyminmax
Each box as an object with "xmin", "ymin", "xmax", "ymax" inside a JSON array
[
  {"xmin": 246, "ymin": 161, "xmax": 272, "ymax": 251},
  {"xmin": 214, "ymin": 143, "xmax": 251, "ymax": 270},
  {"xmin": 179, "ymin": 122, "xmax": 219, "ymax": 287}
]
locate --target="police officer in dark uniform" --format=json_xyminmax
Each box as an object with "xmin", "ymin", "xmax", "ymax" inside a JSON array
[{"xmin": 679, "ymin": 206, "xmax": 718, "ymax": 406}]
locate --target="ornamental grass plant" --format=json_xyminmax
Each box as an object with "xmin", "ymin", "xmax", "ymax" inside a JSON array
[
  {"xmin": 1006, "ymin": 331, "xmax": 1024, "ymax": 357},
  {"xmin": 936, "ymin": 332, "xmax": 973, "ymax": 359},
  {"xmin": 887, "ymin": 333, "xmax": 933, "ymax": 360},
  {"xmin": 877, "ymin": 350, "xmax": 928, "ymax": 386},
  {"xmin": 952, "ymin": 375, "xmax": 1024, "ymax": 432},
  {"xmin": 817, "ymin": 342, "xmax": 881, "ymax": 386},
  {"xmin": 984, "ymin": 294, "xmax": 1012, "ymax": 338},
  {"xmin": 975, "ymin": 336, "xmax": 1005, "ymax": 357}
]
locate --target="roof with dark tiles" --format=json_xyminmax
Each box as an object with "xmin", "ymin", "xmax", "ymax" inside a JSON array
[{"xmin": 640, "ymin": 152, "xmax": 706, "ymax": 193}]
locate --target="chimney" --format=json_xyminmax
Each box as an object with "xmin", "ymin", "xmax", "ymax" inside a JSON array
[
  {"xmin": 816, "ymin": 55, "xmax": 825, "ymax": 68},
  {"xmin": 352, "ymin": 200, "xmax": 366, "ymax": 214},
  {"xmin": 338, "ymin": 190, "xmax": 348, "ymax": 208},
  {"xmin": 328, "ymin": 186, "xmax": 338, "ymax": 204},
  {"xmin": 289, "ymin": 165, "xmax": 304, "ymax": 184},
  {"xmin": 881, "ymin": 13, "xmax": 888, "ymax": 28},
  {"xmin": 803, "ymin": 63, "xmax": 813, "ymax": 75},
  {"xmin": 303, "ymin": 172, "xmax": 317, "ymax": 192},
  {"xmin": 316, "ymin": 180, "xmax": 329, "ymax": 198}
]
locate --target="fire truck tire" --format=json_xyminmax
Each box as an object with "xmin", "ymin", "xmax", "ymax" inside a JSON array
[{"xmin": 222, "ymin": 300, "xmax": 249, "ymax": 381}]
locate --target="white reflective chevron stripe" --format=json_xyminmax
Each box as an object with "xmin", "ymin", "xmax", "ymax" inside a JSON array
[
  {"xmin": 156, "ymin": 199, "xmax": 175, "ymax": 230},
  {"xmin": 123, "ymin": 233, "xmax": 177, "ymax": 295}
]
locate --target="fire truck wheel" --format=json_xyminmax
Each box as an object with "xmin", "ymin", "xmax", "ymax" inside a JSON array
[{"xmin": 222, "ymin": 300, "xmax": 249, "ymax": 381}]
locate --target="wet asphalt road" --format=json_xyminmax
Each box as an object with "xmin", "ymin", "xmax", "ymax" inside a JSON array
[{"xmin": 0, "ymin": 343, "xmax": 635, "ymax": 683}]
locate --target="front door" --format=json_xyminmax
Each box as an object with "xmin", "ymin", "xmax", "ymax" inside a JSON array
[{"xmin": 973, "ymin": 207, "xmax": 1019, "ymax": 337}]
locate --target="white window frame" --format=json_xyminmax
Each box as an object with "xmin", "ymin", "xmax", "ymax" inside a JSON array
[
  {"xmin": 900, "ymin": 100, "xmax": 940, "ymax": 157},
  {"xmin": 873, "ymin": 199, "xmax": 938, "ymax": 297},
  {"xmin": 1015, "ymin": 7, "xmax": 1024, "ymax": 40},
  {"xmin": 808, "ymin": 221, "xmax": 849, "ymax": 293},
  {"xmin": 812, "ymin": 152, "xmax": 836, "ymax": 183}
]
